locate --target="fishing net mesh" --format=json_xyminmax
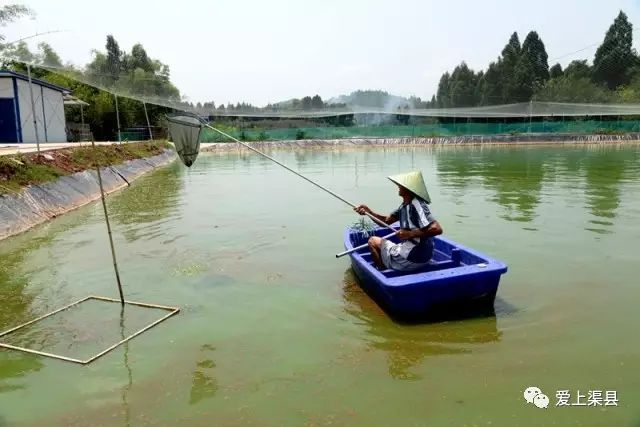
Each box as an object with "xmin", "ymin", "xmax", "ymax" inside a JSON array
[
  {"xmin": 4, "ymin": 43, "xmax": 640, "ymax": 113},
  {"xmin": 3, "ymin": 34, "xmax": 640, "ymax": 145},
  {"xmin": 166, "ymin": 113, "xmax": 202, "ymax": 167}
]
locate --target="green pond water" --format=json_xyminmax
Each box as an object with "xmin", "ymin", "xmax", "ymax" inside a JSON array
[{"xmin": 0, "ymin": 144, "xmax": 639, "ymax": 426}]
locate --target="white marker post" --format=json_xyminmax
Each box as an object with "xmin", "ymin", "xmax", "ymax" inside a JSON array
[
  {"xmin": 114, "ymin": 94, "xmax": 122, "ymax": 143},
  {"xmin": 143, "ymin": 102, "xmax": 153, "ymax": 140},
  {"xmin": 26, "ymin": 64, "xmax": 41, "ymax": 153}
]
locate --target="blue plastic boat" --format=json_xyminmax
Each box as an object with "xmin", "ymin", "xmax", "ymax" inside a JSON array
[{"xmin": 344, "ymin": 224, "xmax": 508, "ymax": 320}]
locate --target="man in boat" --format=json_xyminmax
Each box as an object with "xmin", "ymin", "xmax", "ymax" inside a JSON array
[{"xmin": 355, "ymin": 171, "xmax": 443, "ymax": 271}]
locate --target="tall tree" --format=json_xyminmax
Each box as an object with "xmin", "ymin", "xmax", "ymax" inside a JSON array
[
  {"xmin": 502, "ymin": 32, "xmax": 522, "ymax": 67},
  {"xmin": 105, "ymin": 34, "xmax": 123, "ymax": 78},
  {"xmin": 478, "ymin": 60, "xmax": 503, "ymax": 105},
  {"xmin": 474, "ymin": 70, "xmax": 485, "ymax": 104},
  {"xmin": 128, "ymin": 43, "xmax": 153, "ymax": 73},
  {"xmin": 311, "ymin": 94, "xmax": 324, "ymax": 109},
  {"xmin": 593, "ymin": 11, "xmax": 638, "ymax": 89},
  {"xmin": 408, "ymin": 95, "xmax": 425, "ymax": 108},
  {"xmin": 301, "ymin": 96, "xmax": 313, "ymax": 110},
  {"xmin": 0, "ymin": 4, "xmax": 33, "ymax": 42},
  {"xmin": 38, "ymin": 42, "xmax": 62, "ymax": 67},
  {"xmin": 549, "ymin": 63, "xmax": 563, "ymax": 79},
  {"xmin": 521, "ymin": 31, "xmax": 549, "ymax": 86},
  {"xmin": 513, "ymin": 54, "xmax": 536, "ymax": 102},
  {"xmin": 564, "ymin": 60, "xmax": 592, "ymax": 79},
  {"xmin": 501, "ymin": 32, "xmax": 522, "ymax": 102},
  {"xmin": 536, "ymin": 76, "xmax": 612, "ymax": 103},
  {"xmin": 436, "ymin": 72, "xmax": 451, "ymax": 107},
  {"xmin": 448, "ymin": 62, "xmax": 480, "ymax": 107},
  {"xmin": 0, "ymin": 4, "xmax": 33, "ymax": 67},
  {"xmin": 4, "ymin": 40, "xmax": 34, "ymax": 63},
  {"xmin": 345, "ymin": 90, "xmax": 392, "ymax": 107}
]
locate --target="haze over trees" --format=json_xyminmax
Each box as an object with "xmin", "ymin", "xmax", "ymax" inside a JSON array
[
  {"xmin": 2, "ymin": 4, "xmax": 640, "ymax": 138},
  {"xmin": 432, "ymin": 11, "xmax": 640, "ymax": 107},
  {"xmin": 2, "ymin": 34, "xmax": 181, "ymax": 139}
]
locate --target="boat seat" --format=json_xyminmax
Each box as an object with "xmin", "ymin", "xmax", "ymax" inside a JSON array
[
  {"xmin": 360, "ymin": 249, "xmax": 462, "ymax": 276},
  {"xmin": 378, "ymin": 259, "xmax": 462, "ymax": 277}
]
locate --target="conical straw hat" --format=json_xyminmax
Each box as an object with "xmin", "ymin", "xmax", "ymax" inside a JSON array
[{"xmin": 387, "ymin": 171, "xmax": 431, "ymax": 203}]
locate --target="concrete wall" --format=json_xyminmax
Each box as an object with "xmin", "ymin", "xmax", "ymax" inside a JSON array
[
  {"xmin": 0, "ymin": 150, "xmax": 176, "ymax": 241},
  {"xmin": 202, "ymin": 134, "xmax": 640, "ymax": 152}
]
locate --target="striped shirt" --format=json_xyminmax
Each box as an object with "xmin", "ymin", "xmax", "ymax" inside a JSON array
[{"xmin": 390, "ymin": 198, "xmax": 437, "ymax": 263}]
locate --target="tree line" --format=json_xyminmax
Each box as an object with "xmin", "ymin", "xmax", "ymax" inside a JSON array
[
  {"xmin": 1, "ymin": 5, "xmax": 181, "ymax": 140},
  {"xmin": 431, "ymin": 11, "xmax": 640, "ymax": 107},
  {"xmin": 3, "ymin": 3, "xmax": 640, "ymax": 140},
  {"xmin": 2, "ymin": 47, "xmax": 180, "ymax": 140},
  {"xmin": 206, "ymin": 95, "xmax": 336, "ymax": 113}
]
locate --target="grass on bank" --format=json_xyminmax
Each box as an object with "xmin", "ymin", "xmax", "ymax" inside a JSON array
[{"xmin": 0, "ymin": 141, "xmax": 172, "ymax": 195}]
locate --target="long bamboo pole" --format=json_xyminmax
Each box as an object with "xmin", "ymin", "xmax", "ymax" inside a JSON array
[
  {"xmin": 26, "ymin": 64, "xmax": 41, "ymax": 152},
  {"xmin": 143, "ymin": 102, "xmax": 153, "ymax": 140},
  {"xmin": 203, "ymin": 123, "xmax": 407, "ymax": 239},
  {"xmin": 91, "ymin": 139, "xmax": 125, "ymax": 305},
  {"xmin": 114, "ymin": 94, "xmax": 122, "ymax": 143}
]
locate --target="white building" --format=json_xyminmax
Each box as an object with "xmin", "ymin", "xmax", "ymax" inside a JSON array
[{"xmin": 0, "ymin": 70, "xmax": 71, "ymax": 143}]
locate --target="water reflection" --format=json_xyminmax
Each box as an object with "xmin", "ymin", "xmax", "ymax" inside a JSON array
[
  {"xmin": 0, "ymin": 236, "xmax": 55, "ymax": 392},
  {"xmin": 341, "ymin": 270, "xmax": 501, "ymax": 380},
  {"xmin": 120, "ymin": 307, "xmax": 132, "ymax": 427},
  {"xmin": 583, "ymin": 147, "xmax": 635, "ymax": 234},
  {"xmin": 294, "ymin": 150, "xmax": 309, "ymax": 169},
  {"xmin": 437, "ymin": 148, "xmax": 546, "ymax": 222},
  {"xmin": 481, "ymin": 149, "xmax": 545, "ymax": 222},
  {"xmin": 436, "ymin": 145, "xmax": 640, "ymax": 230},
  {"xmin": 189, "ymin": 344, "xmax": 218, "ymax": 404},
  {"xmin": 108, "ymin": 164, "xmax": 184, "ymax": 242},
  {"xmin": 435, "ymin": 149, "xmax": 482, "ymax": 190},
  {"xmin": 547, "ymin": 145, "xmax": 639, "ymax": 234},
  {"xmin": 0, "ymin": 354, "xmax": 43, "ymax": 393},
  {"xmin": 0, "ymin": 214, "xmax": 98, "ymax": 393},
  {"xmin": 354, "ymin": 158, "xmax": 359, "ymax": 189},
  {"xmin": 0, "ymin": 244, "xmax": 39, "ymax": 327}
]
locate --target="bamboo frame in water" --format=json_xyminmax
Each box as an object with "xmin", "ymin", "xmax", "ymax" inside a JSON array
[{"xmin": 0, "ymin": 296, "xmax": 180, "ymax": 365}]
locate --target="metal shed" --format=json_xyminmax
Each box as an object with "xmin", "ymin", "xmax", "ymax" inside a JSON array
[{"xmin": 0, "ymin": 70, "xmax": 71, "ymax": 143}]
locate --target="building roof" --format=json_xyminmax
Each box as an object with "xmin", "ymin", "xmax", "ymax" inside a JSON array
[
  {"xmin": 63, "ymin": 93, "xmax": 89, "ymax": 106},
  {"xmin": 0, "ymin": 70, "xmax": 71, "ymax": 94}
]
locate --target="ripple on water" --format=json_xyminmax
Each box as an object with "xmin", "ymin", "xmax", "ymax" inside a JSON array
[{"xmin": 1, "ymin": 144, "xmax": 639, "ymax": 425}]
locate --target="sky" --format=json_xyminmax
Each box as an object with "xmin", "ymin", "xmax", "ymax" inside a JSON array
[{"xmin": 3, "ymin": 0, "xmax": 640, "ymax": 106}]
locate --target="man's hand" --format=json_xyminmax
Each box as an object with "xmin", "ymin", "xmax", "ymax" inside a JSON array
[
  {"xmin": 396, "ymin": 229, "xmax": 414, "ymax": 241},
  {"xmin": 354, "ymin": 205, "xmax": 371, "ymax": 215}
]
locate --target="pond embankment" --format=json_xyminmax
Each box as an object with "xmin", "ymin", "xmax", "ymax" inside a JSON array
[
  {"xmin": 201, "ymin": 133, "xmax": 640, "ymax": 152},
  {"xmin": 0, "ymin": 142, "xmax": 176, "ymax": 241}
]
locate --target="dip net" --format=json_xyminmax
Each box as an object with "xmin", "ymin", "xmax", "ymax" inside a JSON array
[{"xmin": 166, "ymin": 112, "xmax": 203, "ymax": 167}]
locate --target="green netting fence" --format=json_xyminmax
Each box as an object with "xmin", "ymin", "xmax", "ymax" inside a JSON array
[{"xmin": 200, "ymin": 120, "xmax": 640, "ymax": 143}]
